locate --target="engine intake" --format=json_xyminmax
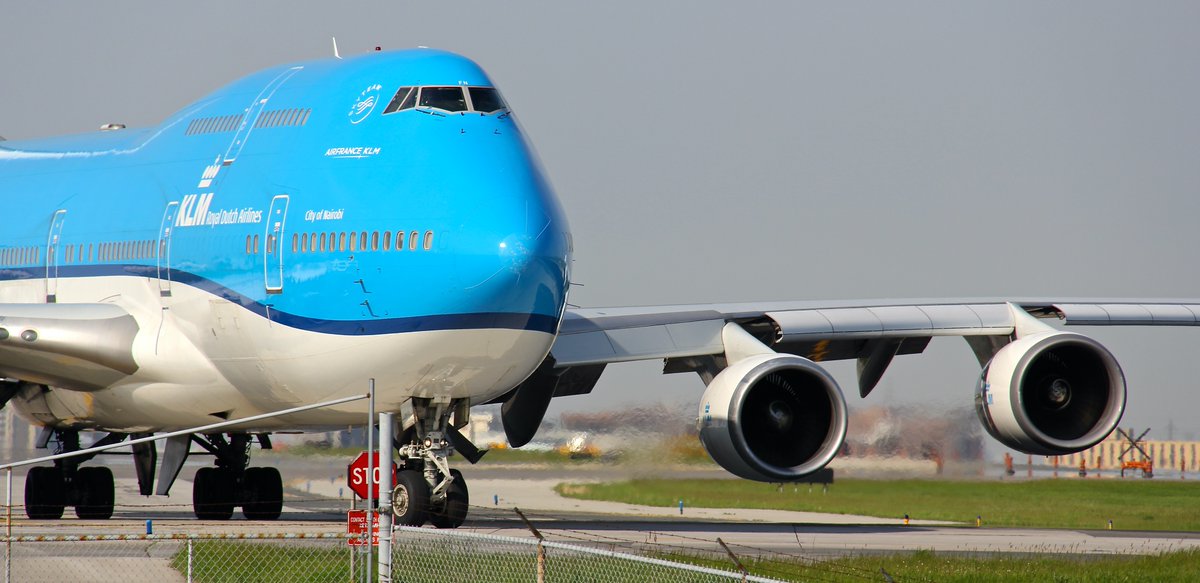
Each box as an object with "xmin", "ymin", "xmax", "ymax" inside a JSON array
[
  {"xmin": 698, "ymin": 354, "xmax": 847, "ymax": 482},
  {"xmin": 975, "ymin": 331, "xmax": 1125, "ymax": 455}
]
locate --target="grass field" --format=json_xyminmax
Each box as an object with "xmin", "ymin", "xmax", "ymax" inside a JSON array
[
  {"xmin": 556, "ymin": 477, "xmax": 1200, "ymax": 531},
  {"xmin": 687, "ymin": 548, "xmax": 1200, "ymax": 582},
  {"xmin": 170, "ymin": 540, "xmax": 1200, "ymax": 582}
]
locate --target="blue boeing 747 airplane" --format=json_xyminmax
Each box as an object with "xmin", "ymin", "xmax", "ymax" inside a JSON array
[{"xmin": 1, "ymin": 48, "xmax": 1197, "ymax": 525}]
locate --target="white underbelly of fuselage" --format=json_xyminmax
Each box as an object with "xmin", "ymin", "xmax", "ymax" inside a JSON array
[{"xmin": 6, "ymin": 275, "xmax": 553, "ymax": 432}]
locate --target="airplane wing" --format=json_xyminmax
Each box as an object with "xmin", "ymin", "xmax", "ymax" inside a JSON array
[
  {"xmin": 497, "ymin": 298, "xmax": 1200, "ymax": 467},
  {"xmin": 550, "ymin": 299, "xmax": 1200, "ymax": 391},
  {"xmin": 0, "ymin": 303, "xmax": 139, "ymax": 393}
]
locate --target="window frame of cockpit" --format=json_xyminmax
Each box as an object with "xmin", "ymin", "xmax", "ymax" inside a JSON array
[
  {"xmin": 381, "ymin": 85, "xmax": 509, "ymax": 116},
  {"xmin": 383, "ymin": 86, "xmax": 417, "ymax": 115},
  {"xmin": 465, "ymin": 87, "xmax": 507, "ymax": 114}
]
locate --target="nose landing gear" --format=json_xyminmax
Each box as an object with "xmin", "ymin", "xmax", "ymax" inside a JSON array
[{"xmin": 390, "ymin": 398, "xmax": 480, "ymax": 529}]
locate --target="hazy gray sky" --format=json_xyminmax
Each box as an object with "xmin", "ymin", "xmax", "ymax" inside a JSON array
[{"xmin": 3, "ymin": 3, "xmax": 1199, "ymax": 439}]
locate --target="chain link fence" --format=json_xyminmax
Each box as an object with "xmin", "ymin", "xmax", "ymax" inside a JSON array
[
  {"xmin": 1, "ymin": 529, "xmax": 792, "ymax": 583},
  {"xmin": 390, "ymin": 525, "xmax": 788, "ymax": 582},
  {"xmin": 4, "ymin": 533, "xmax": 352, "ymax": 583}
]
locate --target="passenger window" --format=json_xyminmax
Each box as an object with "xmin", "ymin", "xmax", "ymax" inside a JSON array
[
  {"xmin": 409, "ymin": 231, "xmax": 419, "ymax": 251},
  {"xmin": 468, "ymin": 87, "xmax": 507, "ymax": 113},
  {"xmin": 361, "ymin": 231, "xmax": 368, "ymax": 250},
  {"xmin": 339, "ymin": 233, "xmax": 346, "ymax": 252},
  {"xmin": 383, "ymin": 231, "xmax": 391, "ymax": 251},
  {"xmin": 88, "ymin": 244, "xmax": 93, "ymax": 262},
  {"xmin": 301, "ymin": 233, "xmax": 308, "ymax": 253},
  {"xmin": 253, "ymin": 235, "xmax": 259, "ymax": 254},
  {"xmin": 292, "ymin": 233, "xmax": 299, "ymax": 253},
  {"xmin": 320, "ymin": 233, "xmax": 327, "ymax": 252},
  {"xmin": 419, "ymin": 87, "xmax": 468, "ymax": 112},
  {"xmin": 423, "ymin": 231, "xmax": 434, "ymax": 250},
  {"xmin": 246, "ymin": 235, "xmax": 253, "ymax": 254},
  {"xmin": 349, "ymin": 232, "xmax": 358, "ymax": 252},
  {"xmin": 395, "ymin": 231, "xmax": 405, "ymax": 251},
  {"xmin": 383, "ymin": 87, "xmax": 416, "ymax": 114},
  {"xmin": 371, "ymin": 231, "xmax": 379, "ymax": 251}
]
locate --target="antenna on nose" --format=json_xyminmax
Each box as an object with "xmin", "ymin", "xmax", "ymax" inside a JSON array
[{"xmin": 331, "ymin": 37, "xmax": 342, "ymax": 60}]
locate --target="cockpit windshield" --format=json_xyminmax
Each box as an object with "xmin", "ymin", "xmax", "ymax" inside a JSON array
[
  {"xmin": 419, "ymin": 87, "xmax": 468, "ymax": 112},
  {"xmin": 467, "ymin": 88, "xmax": 506, "ymax": 113},
  {"xmin": 382, "ymin": 86, "xmax": 508, "ymax": 115}
]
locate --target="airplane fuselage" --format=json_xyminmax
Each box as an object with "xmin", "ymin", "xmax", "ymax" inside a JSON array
[{"xmin": 0, "ymin": 49, "xmax": 571, "ymax": 432}]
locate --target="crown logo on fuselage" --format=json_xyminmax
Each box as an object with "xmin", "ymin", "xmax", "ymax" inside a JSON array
[{"xmin": 348, "ymin": 84, "xmax": 383, "ymax": 124}]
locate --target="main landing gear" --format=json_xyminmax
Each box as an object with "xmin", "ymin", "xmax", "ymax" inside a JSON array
[
  {"xmin": 25, "ymin": 429, "xmax": 116, "ymax": 520},
  {"xmin": 23, "ymin": 430, "xmax": 284, "ymax": 521},
  {"xmin": 389, "ymin": 398, "xmax": 482, "ymax": 529},
  {"xmin": 189, "ymin": 433, "xmax": 283, "ymax": 520}
]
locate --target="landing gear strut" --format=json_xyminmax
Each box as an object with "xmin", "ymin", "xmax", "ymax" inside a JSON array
[
  {"xmin": 24, "ymin": 429, "xmax": 117, "ymax": 520},
  {"xmin": 392, "ymin": 398, "xmax": 480, "ymax": 529},
  {"xmin": 190, "ymin": 433, "xmax": 283, "ymax": 520}
]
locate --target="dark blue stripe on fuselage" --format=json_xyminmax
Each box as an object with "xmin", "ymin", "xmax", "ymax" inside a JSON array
[{"xmin": 20, "ymin": 264, "xmax": 560, "ymax": 336}]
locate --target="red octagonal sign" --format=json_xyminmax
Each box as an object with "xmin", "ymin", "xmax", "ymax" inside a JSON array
[{"xmin": 347, "ymin": 451, "xmax": 398, "ymax": 500}]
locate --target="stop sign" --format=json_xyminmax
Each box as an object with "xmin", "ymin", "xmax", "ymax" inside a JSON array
[{"xmin": 347, "ymin": 451, "xmax": 398, "ymax": 499}]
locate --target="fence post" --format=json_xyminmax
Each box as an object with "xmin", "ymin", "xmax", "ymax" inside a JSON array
[
  {"xmin": 187, "ymin": 538, "xmax": 193, "ymax": 582},
  {"xmin": 515, "ymin": 508, "xmax": 546, "ymax": 583},
  {"xmin": 717, "ymin": 537, "xmax": 748, "ymax": 582},
  {"xmin": 5, "ymin": 468, "xmax": 10, "ymax": 583},
  {"xmin": 366, "ymin": 378, "xmax": 375, "ymax": 583},
  {"xmin": 378, "ymin": 412, "xmax": 394, "ymax": 582}
]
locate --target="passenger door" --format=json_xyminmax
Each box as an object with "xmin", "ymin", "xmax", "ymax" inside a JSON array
[
  {"xmin": 44, "ymin": 209, "xmax": 67, "ymax": 303},
  {"xmin": 264, "ymin": 195, "xmax": 289, "ymax": 294},
  {"xmin": 157, "ymin": 201, "xmax": 179, "ymax": 298}
]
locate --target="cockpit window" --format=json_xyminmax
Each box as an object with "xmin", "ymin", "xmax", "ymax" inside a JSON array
[
  {"xmin": 383, "ymin": 86, "xmax": 416, "ymax": 114},
  {"xmin": 468, "ymin": 87, "xmax": 507, "ymax": 113},
  {"xmin": 383, "ymin": 85, "xmax": 508, "ymax": 115},
  {"xmin": 419, "ymin": 87, "xmax": 468, "ymax": 112}
]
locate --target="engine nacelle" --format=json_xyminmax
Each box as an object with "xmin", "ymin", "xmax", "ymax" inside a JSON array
[
  {"xmin": 698, "ymin": 354, "xmax": 847, "ymax": 482},
  {"xmin": 975, "ymin": 331, "xmax": 1125, "ymax": 455}
]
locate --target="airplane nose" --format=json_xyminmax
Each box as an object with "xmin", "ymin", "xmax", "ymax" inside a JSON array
[
  {"xmin": 498, "ymin": 233, "xmax": 535, "ymax": 274},
  {"xmin": 452, "ymin": 164, "xmax": 570, "ymax": 331}
]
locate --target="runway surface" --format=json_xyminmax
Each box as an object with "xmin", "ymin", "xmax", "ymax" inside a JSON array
[{"xmin": 2, "ymin": 454, "xmax": 1197, "ymax": 558}]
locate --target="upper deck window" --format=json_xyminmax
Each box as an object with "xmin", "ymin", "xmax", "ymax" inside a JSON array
[{"xmin": 467, "ymin": 87, "xmax": 507, "ymax": 113}]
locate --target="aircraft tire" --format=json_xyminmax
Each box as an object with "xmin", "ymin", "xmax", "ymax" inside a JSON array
[
  {"xmin": 25, "ymin": 467, "xmax": 65, "ymax": 520},
  {"xmin": 75, "ymin": 466, "xmax": 115, "ymax": 519},
  {"xmin": 193, "ymin": 467, "xmax": 235, "ymax": 520},
  {"xmin": 392, "ymin": 469, "xmax": 430, "ymax": 527},
  {"xmin": 242, "ymin": 467, "xmax": 283, "ymax": 520},
  {"xmin": 429, "ymin": 469, "xmax": 469, "ymax": 529}
]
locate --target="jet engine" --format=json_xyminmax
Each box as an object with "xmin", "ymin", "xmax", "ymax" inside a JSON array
[
  {"xmin": 698, "ymin": 354, "xmax": 847, "ymax": 482},
  {"xmin": 975, "ymin": 331, "xmax": 1125, "ymax": 455}
]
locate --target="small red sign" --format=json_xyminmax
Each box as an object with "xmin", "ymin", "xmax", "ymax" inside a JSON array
[
  {"xmin": 347, "ymin": 509, "xmax": 380, "ymax": 546},
  {"xmin": 347, "ymin": 451, "xmax": 398, "ymax": 500}
]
